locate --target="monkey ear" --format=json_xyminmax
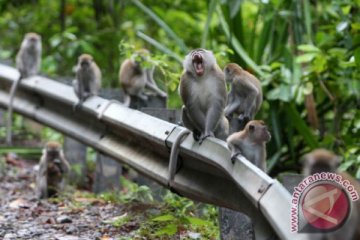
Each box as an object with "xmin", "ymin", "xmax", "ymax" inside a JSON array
[
  {"xmin": 226, "ymin": 68, "xmax": 232, "ymax": 75},
  {"xmin": 249, "ymin": 124, "xmax": 255, "ymax": 132},
  {"xmin": 301, "ymin": 154, "xmax": 312, "ymax": 165}
]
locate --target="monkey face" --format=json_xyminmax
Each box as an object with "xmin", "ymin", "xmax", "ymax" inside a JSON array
[
  {"xmin": 46, "ymin": 149, "xmax": 60, "ymax": 159},
  {"xmin": 224, "ymin": 63, "xmax": 243, "ymax": 82},
  {"xmin": 24, "ymin": 33, "xmax": 41, "ymax": 50},
  {"xmin": 248, "ymin": 120, "xmax": 271, "ymax": 143},
  {"xmin": 257, "ymin": 125, "xmax": 271, "ymax": 143},
  {"xmin": 307, "ymin": 162, "xmax": 336, "ymax": 175},
  {"xmin": 183, "ymin": 49, "xmax": 216, "ymax": 77},
  {"xmin": 78, "ymin": 54, "xmax": 94, "ymax": 69},
  {"xmin": 133, "ymin": 49, "xmax": 150, "ymax": 63},
  {"xmin": 303, "ymin": 149, "xmax": 340, "ymax": 175},
  {"xmin": 191, "ymin": 49, "xmax": 205, "ymax": 76},
  {"xmin": 262, "ymin": 127, "xmax": 272, "ymax": 142}
]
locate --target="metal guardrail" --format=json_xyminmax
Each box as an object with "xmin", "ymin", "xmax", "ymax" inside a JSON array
[{"xmin": 0, "ymin": 64, "xmax": 312, "ymax": 240}]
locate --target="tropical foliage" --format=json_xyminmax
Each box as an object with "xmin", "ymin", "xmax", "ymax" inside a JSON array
[{"xmin": 0, "ymin": 0, "xmax": 359, "ymax": 176}]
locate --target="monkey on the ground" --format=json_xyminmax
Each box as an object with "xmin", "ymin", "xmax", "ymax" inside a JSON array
[
  {"xmin": 302, "ymin": 149, "xmax": 360, "ymax": 240},
  {"xmin": 36, "ymin": 141, "xmax": 70, "ymax": 199},
  {"xmin": 179, "ymin": 48, "xmax": 229, "ymax": 143},
  {"xmin": 227, "ymin": 120, "xmax": 271, "ymax": 170},
  {"xmin": 6, "ymin": 33, "xmax": 42, "ymax": 145},
  {"xmin": 119, "ymin": 49, "xmax": 167, "ymax": 107},
  {"xmin": 72, "ymin": 54, "xmax": 101, "ymax": 106},
  {"xmin": 224, "ymin": 63, "xmax": 262, "ymax": 129}
]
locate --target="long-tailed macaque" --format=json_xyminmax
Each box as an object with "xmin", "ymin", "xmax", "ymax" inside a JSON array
[
  {"xmin": 179, "ymin": 48, "xmax": 229, "ymax": 143},
  {"xmin": 36, "ymin": 141, "xmax": 70, "ymax": 199},
  {"xmin": 227, "ymin": 120, "xmax": 271, "ymax": 170},
  {"xmin": 224, "ymin": 63, "xmax": 262, "ymax": 129},
  {"xmin": 119, "ymin": 49, "xmax": 167, "ymax": 107},
  {"xmin": 302, "ymin": 149, "xmax": 360, "ymax": 240},
  {"xmin": 72, "ymin": 54, "xmax": 101, "ymax": 106},
  {"xmin": 6, "ymin": 33, "xmax": 42, "ymax": 145}
]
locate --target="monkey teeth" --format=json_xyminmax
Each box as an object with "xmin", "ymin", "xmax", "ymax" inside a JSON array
[{"xmin": 192, "ymin": 54, "xmax": 204, "ymax": 76}]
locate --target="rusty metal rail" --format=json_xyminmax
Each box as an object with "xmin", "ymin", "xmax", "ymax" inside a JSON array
[{"xmin": 0, "ymin": 64, "xmax": 313, "ymax": 240}]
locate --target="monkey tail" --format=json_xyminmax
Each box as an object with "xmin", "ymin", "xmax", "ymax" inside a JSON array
[
  {"xmin": 6, "ymin": 76, "xmax": 22, "ymax": 145},
  {"xmin": 122, "ymin": 92, "xmax": 131, "ymax": 107}
]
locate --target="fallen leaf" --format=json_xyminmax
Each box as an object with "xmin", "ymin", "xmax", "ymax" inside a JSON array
[{"xmin": 9, "ymin": 198, "xmax": 31, "ymax": 209}]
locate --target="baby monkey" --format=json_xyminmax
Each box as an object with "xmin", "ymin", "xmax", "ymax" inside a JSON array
[
  {"xmin": 119, "ymin": 49, "xmax": 167, "ymax": 107},
  {"xmin": 36, "ymin": 141, "xmax": 70, "ymax": 199},
  {"xmin": 227, "ymin": 120, "xmax": 271, "ymax": 170},
  {"xmin": 224, "ymin": 63, "xmax": 262, "ymax": 129},
  {"xmin": 73, "ymin": 54, "xmax": 102, "ymax": 107}
]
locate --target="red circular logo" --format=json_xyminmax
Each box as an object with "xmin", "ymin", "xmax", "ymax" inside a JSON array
[{"xmin": 301, "ymin": 183, "xmax": 349, "ymax": 230}]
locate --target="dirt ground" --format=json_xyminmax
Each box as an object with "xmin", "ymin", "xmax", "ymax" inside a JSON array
[{"xmin": 0, "ymin": 160, "xmax": 136, "ymax": 240}]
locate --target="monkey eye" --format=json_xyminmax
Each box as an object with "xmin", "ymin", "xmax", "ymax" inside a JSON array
[{"xmin": 249, "ymin": 125, "xmax": 255, "ymax": 131}]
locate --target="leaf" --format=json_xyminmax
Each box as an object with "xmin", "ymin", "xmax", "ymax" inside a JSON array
[
  {"xmin": 295, "ymin": 53, "xmax": 317, "ymax": 63},
  {"xmin": 152, "ymin": 214, "xmax": 175, "ymax": 222},
  {"xmin": 228, "ymin": 0, "xmax": 242, "ymax": 18},
  {"xmin": 339, "ymin": 160, "xmax": 354, "ymax": 172},
  {"xmin": 185, "ymin": 216, "xmax": 209, "ymax": 226},
  {"xmin": 270, "ymin": 62, "xmax": 282, "ymax": 70},
  {"xmin": 103, "ymin": 213, "xmax": 130, "ymax": 227},
  {"xmin": 351, "ymin": 23, "xmax": 360, "ymax": 31},
  {"xmin": 154, "ymin": 223, "xmax": 177, "ymax": 236},
  {"xmin": 302, "ymin": 82, "xmax": 313, "ymax": 95},
  {"xmin": 342, "ymin": 5, "xmax": 351, "ymax": 15},
  {"xmin": 267, "ymin": 84, "xmax": 291, "ymax": 102},
  {"xmin": 336, "ymin": 21, "xmax": 348, "ymax": 32},
  {"xmin": 311, "ymin": 55, "xmax": 327, "ymax": 73},
  {"xmin": 297, "ymin": 44, "xmax": 320, "ymax": 53},
  {"xmin": 50, "ymin": 35, "xmax": 61, "ymax": 47},
  {"xmin": 63, "ymin": 31, "xmax": 77, "ymax": 41},
  {"xmin": 328, "ymin": 48, "xmax": 347, "ymax": 58},
  {"xmin": 354, "ymin": 47, "xmax": 360, "ymax": 67},
  {"xmin": 9, "ymin": 198, "xmax": 31, "ymax": 209}
]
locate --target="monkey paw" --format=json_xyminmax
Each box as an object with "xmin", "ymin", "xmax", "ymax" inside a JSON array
[
  {"xmin": 137, "ymin": 94, "xmax": 149, "ymax": 101},
  {"xmin": 238, "ymin": 115, "xmax": 250, "ymax": 127},
  {"xmin": 231, "ymin": 152, "xmax": 242, "ymax": 164},
  {"xmin": 192, "ymin": 130, "xmax": 201, "ymax": 141},
  {"xmin": 198, "ymin": 133, "xmax": 214, "ymax": 145},
  {"xmin": 159, "ymin": 92, "xmax": 168, "ymax": 98},
  {"xmin": 225, "ymin": 113, "xmax": 232, "ymax": 121},
  {"xmin": 72, "ymin": 102, "xmax": 83, "ymax": 111}
]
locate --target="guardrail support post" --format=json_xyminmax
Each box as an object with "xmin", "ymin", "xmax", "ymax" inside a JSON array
[
  {"xmin": 219, "ymin": 117, "xmax": 255, "ymax": 240},
  {"xmin": 64, "ymin": 137, "xmax": 88, "ymax": 189},
  {"xmin": 93, "ymin": 153, "xmax": 122, "ymax": 193}
]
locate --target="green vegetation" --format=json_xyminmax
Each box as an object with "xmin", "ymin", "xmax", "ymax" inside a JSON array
[
  {"xmin": 62, "ymin": 177, "xmax": 218, "ymax": 239},
  {"xmin": 105, "ymin": 178, "xmax": 218, "ymax": 239},
  {"xmin": 0, "ymin": 0, "xmax": 359, "ymax": 236},
  {"xmin": 1, "ymin": 0, "xmax": 358, "ymax": 176}
]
